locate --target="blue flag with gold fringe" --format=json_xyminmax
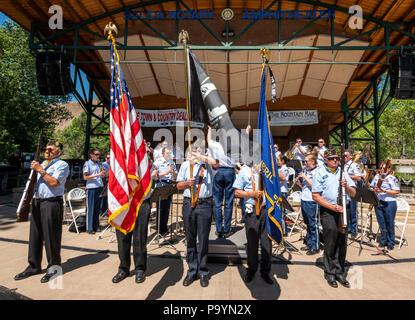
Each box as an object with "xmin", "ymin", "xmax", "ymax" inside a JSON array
[{"xmin": 257, "ymin": 64, "xmax": 284, "ymax": 246}]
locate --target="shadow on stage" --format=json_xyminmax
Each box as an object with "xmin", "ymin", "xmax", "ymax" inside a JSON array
[
  {"xmin": 145, "ymin": 251, "xmax": 184, "ymax": 300},
  {"xmin": 235, "ymin": 263, "xmax": 288, "ymax": 300},
  {"xmin": 61, "ymin": 251, "xmax": 110, "ymax": 274}
]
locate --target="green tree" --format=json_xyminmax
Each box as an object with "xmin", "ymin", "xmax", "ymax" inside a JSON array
[
  {"xmin": 348, "ymin": 98, "xmax": 415, "ymax": 163},
  {"xmin": 55, "ymin": 111, "xmax": 110, "ymax": 160},
  {"xmin": 0, "ymin": 21, "xmax": 71, "ymax": 162}
]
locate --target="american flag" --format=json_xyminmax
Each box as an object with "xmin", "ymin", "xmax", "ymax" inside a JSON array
[{"xmin": 107, "ymin": 36, "xmax": 151, "ymax": 234}]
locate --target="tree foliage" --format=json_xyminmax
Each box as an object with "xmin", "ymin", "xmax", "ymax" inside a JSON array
[
  {"xmin": 347, "ymin": 99, "xmax": 415, "ymax": 164},
  {"xmin": 0, "ymin": 21, "xmax": 71, "ymax": 162},
  {"xmin": 55, "ymin": 111, "xmax": 110, "ymax": 160}
]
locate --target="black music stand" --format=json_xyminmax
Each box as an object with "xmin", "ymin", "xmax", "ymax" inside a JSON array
[
  {"xmin": 286, "ymin": 160, "xmax": 303, "ymax": 172},
  {"xmin": 147, "ymin": 183, "xmax": 178, "ymax": 249},
  {"xmin": 351, "ymin": 186, "xmax": 380, "ymax": 256},
  {"xmin": 273, "ymin": 195, "xmax": 299, "ymax": 264}
]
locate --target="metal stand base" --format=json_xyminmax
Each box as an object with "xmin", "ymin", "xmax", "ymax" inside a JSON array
[
  {"xmin": 371, "ymin": 246, "xmax": 398, "ymax": 261},
  {"xmin": 147, "ymin": 196, "xmax": 178, "ymax": 251}
]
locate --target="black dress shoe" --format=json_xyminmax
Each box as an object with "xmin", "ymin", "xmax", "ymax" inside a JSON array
[
  {"xmin": 301, "ymin": 245, "xmax": 310, "ymax": 251},
  {"xmin": 215, "ymin": 231, "xmax": 223, "ymax": 238},
  {"xmin": 261, "ymin": 273, "xmax": 274, "ymax": 285},
  {"xmin": 87, "ymin": 230, "xmax": 96, "ymax": 235},
  {"xmin": 112, "ymin": 270, "xmax": 129, "ymax": 283},
  {"xmin": 387, "ymin": 246, "xmax": 394, "ymax": 251},
  {"xmin": 223, "ymin": 230, "xmax": 232, "ymax": 238},
  {"xmin": 324, "ymin": 274, "xmax": 338, "ymax": 288},
  {"xmin": 335, "ymin": 275, "xmax": 350, "ymax": 288},
  {"xmin": 306, "ymin": 249, "xmax": 319, "ymax": 256},
  {"xmin": 135, "ymin": 271, "xmax": 145, "ymax": 284},
  {"xmin": 40, "ymin": 270, "xmax": 58, "ymax": 283},
  {"xmin": 14, "ymin": 268, "xmax": 41, "ymax": 281},
  {"xmin": 183, "ymin": 275, "xmax": 196, "ymax": 287},
  {"xmin": 243, "ymin": 271, "xmax": 255, "ymax": 283},
  {"xmin": 200, "ymin": 275, "xmax": 209, "ymax": 287}
]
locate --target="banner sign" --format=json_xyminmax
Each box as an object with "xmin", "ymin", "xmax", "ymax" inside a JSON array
[
  {"xmin": 268, "ymin": 110, "xmax": 318, "ymax": 126},
  {"xmin": 135, "ymin": 108, "xmax": 204, "ymax": 128}
]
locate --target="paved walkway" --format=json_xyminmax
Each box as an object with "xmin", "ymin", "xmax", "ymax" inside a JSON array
[{"xmin": 0, "ymin": 194, "xmax": 414, "ymax": 300}]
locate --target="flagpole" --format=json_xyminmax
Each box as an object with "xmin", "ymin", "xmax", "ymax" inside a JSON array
[{"xmin": 179, "ymin": 30, "xmax": 194, "ymax": 204}]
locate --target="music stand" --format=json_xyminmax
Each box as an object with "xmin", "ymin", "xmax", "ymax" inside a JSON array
[
  {"xmin": 286, "ymin": 160, "xmax": 303, "ymax": 172},
  {"xmin": 147, "ymin": 183, "xmax": 178, "ymax": 249},
  {"xmin": 273, "ymin": 195, "xmax": 299, "ymax": 263},
  {"xmin": 351, "ymin": 186, "xmax": 380, "ymax": 256}
]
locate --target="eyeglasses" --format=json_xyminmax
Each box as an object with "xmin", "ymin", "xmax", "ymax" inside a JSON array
[
  {"xmin": 327, "ymin": 157, "xmax": 339, "ymax": 161},
  {"xmin": 44, "ymin": 148, "xmax": 54, "ymax": 153},
  {"xmin": 94, "ymin": 153, "xmax": 101, "ymax": 156},
  {"xmin": 318, "ymin": 141, "xmax": 324, "ymax": 143}
]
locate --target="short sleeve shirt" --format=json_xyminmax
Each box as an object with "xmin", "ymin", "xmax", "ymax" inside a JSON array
[
  {"xmin": 312, "ymin": 165, "xmax": 356, "ymax": 205},
  {"xmin": 35, "ymin": 159, "xmax": 69, "ymax": 199},
  {"xmin": 293, "ymin": 145, "xmax": 307, "ymax": 161},
  {"xmin": 154, "ymin": 157, "xmax": 177, "ymax": 181},
  {"xmin": 208, "ymin": 140, "xmax": 236, "ymax": 168},
  {"xmin": 370, "ymin": 174, "xmax": 400, "ymax": 202},
  {"xmin": 301, "ymin": 167, "xmax": 317, "ymax": 202},
  {"xmin": 83, "ymin": 159, "xmax": 104, "ymax": 189},
  {"xmin": 280, "ymin": 165, "xmax": 291, "ymax": 194},
  {"xmin": 176, "ymin": 159, "xmax": 213, "ymax": 198},
  {"xmin": 345, "ymin": 160, "xmax": 362, "ymax": 177}
]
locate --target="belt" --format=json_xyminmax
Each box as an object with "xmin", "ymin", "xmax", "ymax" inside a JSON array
[
  {"xmin": 183, "ymin": 197, "xmax": 212, "ymax": 204},
  {"xmin": 159, "ymin": 179, "xmax": 172, "ymax": 184},
  {"xmin": 35, "ymin": 196, "xmax": 63, "ymax": 203},
  {"xmin": 218, "ymin": 167, "xmax": 234, "ymax": 169}
]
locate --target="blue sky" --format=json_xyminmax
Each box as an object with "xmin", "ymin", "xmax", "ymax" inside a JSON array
[{"xmin": 0, "ymin": 12, "xmax": 11, "ymax": 25}]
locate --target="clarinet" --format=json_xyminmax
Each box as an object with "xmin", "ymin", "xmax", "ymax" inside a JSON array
[
  {"xmin": 337, "ymin": 143, "xmax": 347, "ymax": 233},
  {"xmin": 16, "ymin": 132, "xmax": 43, "ymax": 222}
]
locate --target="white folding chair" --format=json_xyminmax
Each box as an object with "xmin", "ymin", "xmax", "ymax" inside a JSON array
[
  {"xmin": 286, "ymin": 191, "xmax": 303, "ymax": 237},
  {"xmin": 67, "ymin": 188, "xmax": 86, "ymax": 234},
  {"xmin": 395, "ymin": 198, "xmax": 410, "ymax": 249}
]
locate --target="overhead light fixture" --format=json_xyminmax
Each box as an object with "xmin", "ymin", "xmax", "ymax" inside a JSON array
[{"xmin": 221, "ymin": 30, "xmax": 235, "ymax": 37}]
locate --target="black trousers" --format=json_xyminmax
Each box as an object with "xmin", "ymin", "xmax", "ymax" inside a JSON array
[
  {"xmin": 320, "ymin": 205, "xmax": 349, "ymax": 276},
  {"xmin": 182, "ymin": 197, "xmax": 212, "ymax": 278},
  {"xmin": 116, "ymin": 199, "xmax": 151, "ymax": 273},
  {"xmin": 245, "ymin": 207, "xmax": 272, "ymax": 275},
  {"xmin": 28, "ymin": 198, "xmax": 63, "ymax": 271}
]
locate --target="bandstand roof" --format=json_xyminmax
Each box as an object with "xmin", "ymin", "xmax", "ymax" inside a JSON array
[{"xmin": 2, "ymin": 0, "xmax": 415, "ymax": 135}]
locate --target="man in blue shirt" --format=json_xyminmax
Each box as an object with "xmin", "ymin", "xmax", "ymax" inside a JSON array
[
  {"xmin": 176, "ymin": 144, "xmax": 216, "ymax": 288},
  {"xmin": 14, "ymin": 140, "xmax": 69, "ymax": 283},
  {"xmin": 312, "ymin": 148, "xmax": 356, "ymax": 289},
  {"xmin": 208, "ymin": 135, "xmax": 236, "ymax": 238},
  {"xmin": 233, "ymin": 164, "xmax": 273, "ymax": 285},
  {"xmin": 83, "ymin": 149, "xmax": 105, "ymax": 234}
]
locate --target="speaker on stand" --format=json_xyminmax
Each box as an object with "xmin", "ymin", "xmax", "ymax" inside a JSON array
[
  {"xmin": 390, "ymin": 52, "xmax": 415, "ymax": 100},
  {"xmin": 36, "ymin": 51, "xmax": 74, "ymax": 95}
]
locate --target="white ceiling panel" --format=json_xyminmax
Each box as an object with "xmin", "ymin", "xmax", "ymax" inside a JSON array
[
  {"xmin": 301, "ymin": 78, "xmax": 324, "ymax": 97},
  {"xmin": 320, "ymin": 82, "xmax": 346, "ymax": 101},
  {"xmin": 95, "ymin": 34, "xmax": 368, "ymax": 105}
]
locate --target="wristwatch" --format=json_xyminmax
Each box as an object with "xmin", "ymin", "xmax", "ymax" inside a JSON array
[{"xmin": 40, "ymin": 171, "xmax": 47, "ymax": 178}]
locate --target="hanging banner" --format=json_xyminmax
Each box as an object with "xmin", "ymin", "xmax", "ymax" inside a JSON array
[
  {"xmin": 135, "ymin": 108, "xmax": 204, "ymax": 128},
  {"xmin": 268, "ymin": 110, "xmax": 318, "ymax": 126}
]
